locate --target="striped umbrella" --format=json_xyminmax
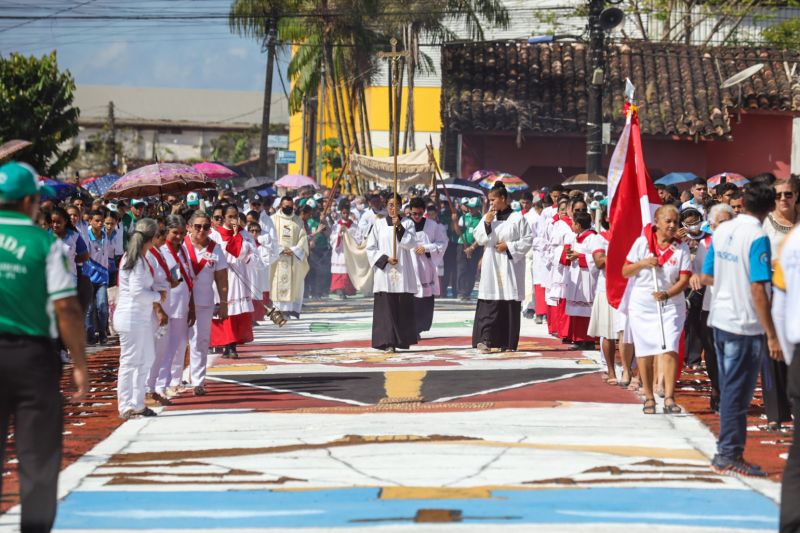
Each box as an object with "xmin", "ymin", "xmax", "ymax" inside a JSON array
[
  {"xmin": 105, "ymin": 163, "xmax": 212, "ymax": 199},
  {"xmin": 478, "ymin": 172, "xmax": 529, "ymax": 192}
]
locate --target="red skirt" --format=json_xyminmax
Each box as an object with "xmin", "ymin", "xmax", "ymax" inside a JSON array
[
  {"xmin": 252, "ymin": 300, "xmax": 265, "ymax": 321},
  {"xmin": 546, "ymin": 304, "xmax": 557, "ymax": 335},
  {"xmin": 211, "ymin": 312, "xmax": 254, "ymax": 347},
  {"xmin": 534, "ymin": 285, "xmax": 548, "ymax": 315},
  {"xmin": 557, "ymin": 300, "xmax": 571, "ymax": 340},
  {"xmin": 331, "ymin": 273, "xmax": 356, "ymax": 295},
  {"xmin": 567, "ymin": 315, "xmax": 595, "ymax": 343}
]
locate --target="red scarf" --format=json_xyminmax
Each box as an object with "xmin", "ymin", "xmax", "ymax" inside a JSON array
[
  {"xmin": 184, "ymin": 236, "xmax": 216, "ymax": 276},
  {"xmin": 216, "ymin": 225, "xmax": 244, "ymax": 258},
  {"xmin": 600, "ymin": 230, "xmax": 612, "ymax": 241},
  {"xmin": 336, "ymin": 218, "xmax": 353, "ymax": 247},
  {"xmin": 148, "ymin": 247, "xmax": 171, "ymax": 279},
  {"xmin": 644, "ymin": 225, "xmax": 679, "ymax": 266},
  {"xmin": 576, "ymin": 229, "xmax": 596, "ymax": 244},
  {"xmin": 166, "ymin": 241, "xmax": 193, "ymax": 291}
]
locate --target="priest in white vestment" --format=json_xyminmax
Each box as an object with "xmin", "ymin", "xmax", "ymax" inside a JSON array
[
  {"xmin": 471, "ymin": 183, "xmax": 533, "ymax": 352},
  {"xmin": 366, "ymin": 194, "xmax": 418, "ymax": 352},
  {"xmin": 270, "ymin": 196, "xmax": 310, "ymax": 318}
]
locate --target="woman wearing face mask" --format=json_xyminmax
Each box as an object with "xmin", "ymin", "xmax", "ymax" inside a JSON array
[{"xmin": 622, "ymin": 205, "xmax": 692, "ymax": 415}]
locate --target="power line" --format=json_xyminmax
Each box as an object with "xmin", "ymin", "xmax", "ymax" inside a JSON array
[{"xmin": 0, "ymin": 0, "xmax": 100, "ymax": 34}]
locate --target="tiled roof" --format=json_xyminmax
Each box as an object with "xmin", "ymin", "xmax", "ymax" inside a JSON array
[{"xmin": 441, "ymin": 40, "xmax": 800, "ymax": 139}]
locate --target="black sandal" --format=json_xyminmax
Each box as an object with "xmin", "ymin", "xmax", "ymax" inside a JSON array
[
  {"xmin": 663, "ymin": 397, "xmax": 682, "ymax": 414},
  {"xmin": 642, "ymin": 398, "xmax": 656, "ymax": 415}
]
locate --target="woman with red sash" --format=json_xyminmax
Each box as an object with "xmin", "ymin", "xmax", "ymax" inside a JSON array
[
  {"xmin": 562, "ymin": 209, "xmax": 598, "ymax": 348},
  {"xmin": 185, "ymin": 211, "xmax": 228, "ymax": 395},
  {"xmin": 329, "ymin": 200, "xmax": 358, "ymax": 297},
  {"xmin": 622, "ymin": 204, "xmax": 692, "ymax": 415},
  {"xmin": 545, "ymin": 198, "xmax": 573, "ymax": 338},
  {"xmin": 210, "ymin": 205, "xmax": 256, "ymax": 359}
]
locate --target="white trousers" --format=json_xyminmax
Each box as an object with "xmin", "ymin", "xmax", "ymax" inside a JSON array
[
  {"xmin": 117, "ymin": 329, "xmax": 156, "ymax": 415},
  {"xmin": 162, "ymin": 317, "xmax": 190, "ymax": 390},
  {"xmin": 146, "ymin": 317, "xmax": 190, "ymax": 394},
  {"xmin": 189, "ymin": 306, "xmax": 214, "ymax": 386}
]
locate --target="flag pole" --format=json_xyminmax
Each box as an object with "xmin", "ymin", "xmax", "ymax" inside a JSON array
[{"xmin": 651, "ymin": 266, "xmax": 668, "ymax": 351}]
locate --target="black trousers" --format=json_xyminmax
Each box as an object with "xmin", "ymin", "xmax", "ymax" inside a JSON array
[
  {"xmin": 0, "ymin": 335, "xmax": 62, "ymax": 533},
  {"xmin": 442, "ymin": 243, "xmax": 457, "ymax": 298},
  {"xmin": 456, "ymin": 245, "xmax": 482, "ymax": 298},
  {"xmin": 307, "ymin": 249, "xmax": 331, "ymax": 298},
  {"xmin": 762, "ymin": 355, "xmax": 792, "ymax": 425},
  {"xmin": 781, "ymin": 346, "xmax": 800, "ymax": 532},
  {"xmin": 700, "ymin": 310, "xmax": 720, "ymax": 405},
  {"xmin": 472, "ymin": 299, "xmax": 522, "ymax": 350},
  {"xmin": 684, "ymin": 290, "xmax": 704, "ymax": 366}
]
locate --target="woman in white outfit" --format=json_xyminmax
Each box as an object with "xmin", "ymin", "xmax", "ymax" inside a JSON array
[
  {"xmin": 622, "ymin": 204, "xmax": 691, "ymax": 415},
  {"xmin": 113, "ymin": 218, "xmax": 169, "ymax": 419}
]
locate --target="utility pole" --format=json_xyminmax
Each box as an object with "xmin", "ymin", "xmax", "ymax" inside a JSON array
[
  {"xmin": 258, "ymin": 20, "xmax": 277, "ymax": 176},
  {"xmin": 586, "ymin": 0, "xmax": 605, "ymax": 176},
  {"xmin": 317, "ymin": 60, "xmax": 326, "ymax": 182},
  {"xmin": 107, "ymin": 100, "xmax": 116, "ymax": 175}
]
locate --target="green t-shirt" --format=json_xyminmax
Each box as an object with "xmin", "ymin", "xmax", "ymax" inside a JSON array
[
  {"xmin": 307, "ymin": 218, "xmax": 330, "ymax": 251},
  {"xmin": 0, "ymin": 210, "xmax": 76, "ymax": 338},
  {"xmin": 458, "ymin": 213, "xmax": 481, "ymax": 246}
]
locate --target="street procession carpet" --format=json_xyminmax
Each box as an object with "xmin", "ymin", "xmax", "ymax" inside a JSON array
[{"xmin": 0, "ymin": 297, "xmax": 790, "ymax": 532}]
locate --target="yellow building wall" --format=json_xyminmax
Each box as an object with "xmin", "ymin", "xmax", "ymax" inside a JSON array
[{"xmin": 288, "ymin": 85, "xmax": 442, "ymax": 187}]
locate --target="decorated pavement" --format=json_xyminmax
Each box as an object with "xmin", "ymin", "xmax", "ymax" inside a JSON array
[{"xmin": 0, "ymin": 298, "xmax": 783, "ymax": 532}]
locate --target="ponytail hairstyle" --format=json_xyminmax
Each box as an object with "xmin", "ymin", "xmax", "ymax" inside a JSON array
[
  {"xmin": 490, "ymin": 182, "xmax": 508, "ymax": 200},
  {"xmin": 123, "ymin": 218, "xmax": 158, "ymax": 270}
]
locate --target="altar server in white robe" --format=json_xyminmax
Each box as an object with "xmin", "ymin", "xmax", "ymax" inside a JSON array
[
  {"xmin": 563, "ymin": 211, "xmax": 599, "ymax": 348},
  {"xmin": 367, "ymin": 194, "xmax": 418, "ymax": 352},
  {"xmin": 408, "ymin": 197, "xmax": 448, "ymax": 337},
  {"xmin": 525, "ymin": 199, "xmax": 548, "ymax": 323},
  {"xmin": 210, "ymin": 205, "xmax": 256, "ymax": 359},
  {"xmin": 330, "ymin": 200, "xmax": 359, "ymax": 297},
  {"xmin": 271, "ymin": 196, "xmax": 309, "ymax": 318},
  {"xmin": 184, "ymin": 212, "xmax": 228, "ymax": 396},
  {"xmin": 472, "ymin": 183, "xmax": 533, "ymax": 352},
  {"xmin": 545, "ymin": 198, "xmax": 573, "ymax": 338}
]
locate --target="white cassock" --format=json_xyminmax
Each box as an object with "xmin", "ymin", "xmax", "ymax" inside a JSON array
[
  {"xmin": 366, "ymin": 217, "xmax": 418, "ymax": 349},
  {"xmin": 211, "ymin": 230, "xmax": 256, "ymax": 316},
  {"xmin": 270, "ymin": 211, "xmax": 309, "ymax": 316},
  {"xmin": 564, "ymin": 229, "xmax": 599, "ymax": 318},
  {"xmin": 330, "ymin": 218, "xmax": 360, "ymax": 275},
  {"xmin": 545, "ymin": 217, "xmax": 573, "ymax": 305},
  {"xmin": 471, "ymin": 208, "xmax": 533, "ymax": 351},
  {"xmin": 410, "ymin": 218, "xmax": 448, "ymax": 298},
  {"xmin": 523, "ymin": 209, "xmax": 542, "ymax": 310},
  {"xmin": 357, "ymin": 208, "xmax": 379, "ymax": 242},
  {"xmin": 256, "ymin": 232, "xmax": 278, "ymax": 295}
]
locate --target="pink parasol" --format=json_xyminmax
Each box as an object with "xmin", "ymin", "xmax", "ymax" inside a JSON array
[
  {"xmin": 0, "ymin": 139, "xmax": 32, "ymax": 160},
  {"xmin": 275, "ymin": 173, "xmax": 319, "ymax": 189},
  {"xmin": 193, "ymin": 162, "xmax": 238, "ymax": 180},
  {"xmin": 105, "ymin": 162, "xmax": 212, "ymax": 199},
  {"xmin": 708, "ymin": 172, "xmax": 748, "ymax": 187}
]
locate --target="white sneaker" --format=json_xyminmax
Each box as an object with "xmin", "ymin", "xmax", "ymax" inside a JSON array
[{"xmin": 59, "ymin": 349, "xmax": 71, "ymax": 363}]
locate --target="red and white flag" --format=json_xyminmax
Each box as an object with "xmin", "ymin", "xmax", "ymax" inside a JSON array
[{"xmin": 605, "ymin": 101, "xmax": 662, "ymax": 309}]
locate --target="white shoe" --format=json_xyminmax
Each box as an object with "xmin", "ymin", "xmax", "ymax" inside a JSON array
[
  {"xmin": 59, "ymin": 349, "xmax": 71, "ymax": 364},
  {"xmin": 476, "ymin": 342, "xmax": 490, "ymax": 354}
]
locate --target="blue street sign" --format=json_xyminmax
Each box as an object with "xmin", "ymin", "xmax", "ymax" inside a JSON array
[{"xmin": 276, "ymin": 150, "xmax": 296, "ymax": 164}]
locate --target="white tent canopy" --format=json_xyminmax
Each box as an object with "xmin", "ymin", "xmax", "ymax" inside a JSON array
[{"xmin": 349, "ymin": 147, "xmax": 435, "ymax": 186}]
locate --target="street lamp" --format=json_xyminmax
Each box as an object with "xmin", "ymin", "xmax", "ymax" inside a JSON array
[{"xmin": 586, "ymin": 0, "xmax": 624, "ymax": 176}]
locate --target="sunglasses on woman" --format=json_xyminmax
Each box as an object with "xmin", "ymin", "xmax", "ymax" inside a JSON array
[
  {"xmin": 777, "ymin": 191, "xmax": 795, "ymax": 199},
  {"xmin": 193, "ymin": 223, "xmax": 211, "ymax": 231}
]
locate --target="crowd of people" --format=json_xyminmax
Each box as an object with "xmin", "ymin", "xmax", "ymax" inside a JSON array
[{"xmin": 3, "ymin": 157, "xmax": 800, "ymax": 531}]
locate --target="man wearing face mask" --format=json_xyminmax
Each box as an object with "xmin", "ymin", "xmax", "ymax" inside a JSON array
[
  {"xmin": 270, "ymin": 196, "xmax": 310, "ymax": 319},
  {"xmin": 679, "ymin": 207, "xmax": 708, "ymax": 371}
]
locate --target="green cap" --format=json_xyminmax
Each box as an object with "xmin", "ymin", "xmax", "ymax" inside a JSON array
[{"xmin": 0, "ymin": 161, "xmax": 52, "ymax": 202}]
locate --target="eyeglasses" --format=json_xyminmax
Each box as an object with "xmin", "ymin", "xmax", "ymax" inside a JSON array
[
  {"xmin": 777, "ymin": 191, "xmax": 795, "ymax": 199},
  {"xmin": 213, "ymin": 215, "xmax": 223, "ymax": 221},
  {"xmin": 193, "ymin": 223, "xmax": 211, "ymax": 231}
]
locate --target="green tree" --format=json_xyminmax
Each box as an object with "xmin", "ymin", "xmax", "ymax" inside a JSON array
[
  {"xmin": 0, "ymin": 52, "xmax": 79, "ymax": 176},
  {"xmin": 210, "ymin": 127, "xmax": 260, "ymax": 163},
  {"xmin": 763, "ymin": 17, "xmax": 800, "ymax": 48}
]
